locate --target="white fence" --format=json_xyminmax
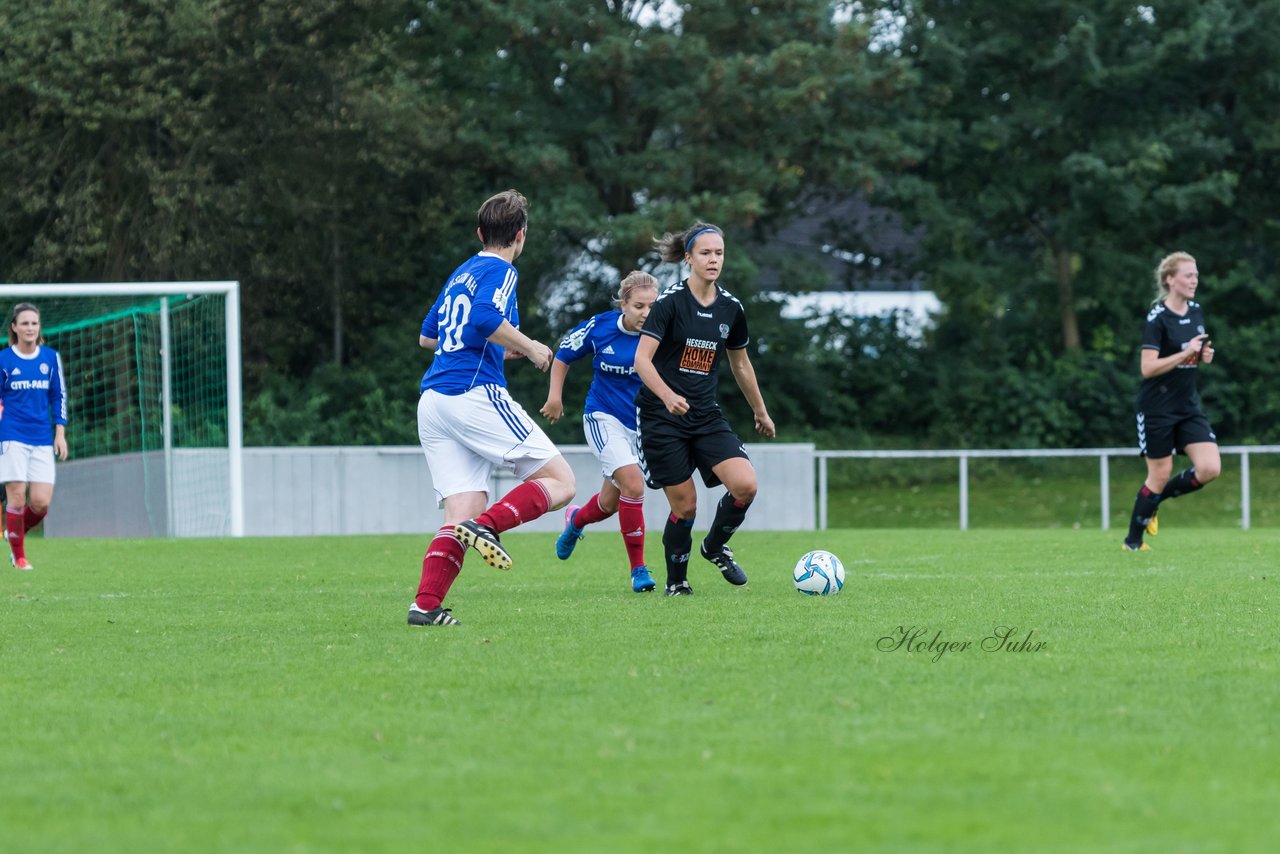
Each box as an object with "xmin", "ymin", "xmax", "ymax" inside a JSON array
[
  {"xmin": 46, "ymin": 443, "xmax": 816, "ymax": 538},
  {"xmin": 815, "ymin": 446, "xmax": 1280, "ymax": 530},
  {"xmin": 45, "ymin": 442, "xmax": 1278, "ymax": 537}
]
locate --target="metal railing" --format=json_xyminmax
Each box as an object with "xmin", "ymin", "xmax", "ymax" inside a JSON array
[{"xmin": 816, "ymin": 445, "xmax": 1280, "ymax": 530}]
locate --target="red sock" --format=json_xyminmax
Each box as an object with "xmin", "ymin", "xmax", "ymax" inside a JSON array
[
  {"xmin": 416, "ymin": 527, "xmax": 465, "ymax": 610},
  {"xmin": 7, "ymin": 508, "xmax": 26, "ymax": 561},
  {"xmin": 23, "ymin": 505, "xmax": 47, "ymax": 533},
  {"xmin": 476, "ymin": 480, "xmax": 551, "ymax": 534},
  {"xmin": 572, "ymin": 493, "xmax": 614, "ymax": 528},
  {"xmin": 618, "ymin": 495, "xmax": 647, "ymax": 570}
]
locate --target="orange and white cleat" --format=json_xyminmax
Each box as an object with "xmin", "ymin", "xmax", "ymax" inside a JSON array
[{"xmin": 10, "ymin": 554, "xmax": 34, "ymax": 570}]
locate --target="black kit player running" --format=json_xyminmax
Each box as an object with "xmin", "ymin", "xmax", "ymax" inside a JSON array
[
  {"xmin": 634, "ymin": 222, "xmax": 776, "ymax": 595},
  {"xmin": 1124, "ymin": 251, "xmax": 1221, "ymax": 551},
  {"xmin": 636, "ymin": 281, "xmax": 751, "ymax": 489}
]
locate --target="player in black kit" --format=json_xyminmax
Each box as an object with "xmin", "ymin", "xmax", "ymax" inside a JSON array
[
  {"xmin": 633, "ymin": 222, "xmax": 776, "ymax": 595},
  {"xmin": 1123, "ymin": 251, "xmax": 1221, "ymax": 551}
]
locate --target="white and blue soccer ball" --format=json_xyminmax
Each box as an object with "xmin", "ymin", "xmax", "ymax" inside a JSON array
[{"xmin": 793, "ymin": 550, "xmax": 845, "ymax": 596}]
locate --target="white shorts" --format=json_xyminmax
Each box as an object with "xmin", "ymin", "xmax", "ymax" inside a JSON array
[
  {"xmin": 0, "ymin": 442, "xmax": 56, "ymax": 484},
  {"xmin": 583, "ymin": 411, "xmax": 641, "ymax": 481},
  {"xmin": 418, "ymin": 385, "xmax": 560, "ymax": 503}
]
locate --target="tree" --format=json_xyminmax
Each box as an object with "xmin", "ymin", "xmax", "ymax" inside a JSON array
[{"xmin": 887, "ymin": 1, "xmax": 1253, "ymax": 354}]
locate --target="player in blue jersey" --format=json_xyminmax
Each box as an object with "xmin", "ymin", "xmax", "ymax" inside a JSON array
[
  {"xmin": 634, "ymin": 223, "xmax": 776, "ymax": 596},
  {"xmin": 540, "ymin": 271, "xmax": 659, "ymax": 593},
  {"xmin": 0, "ymin": 303, "xmax": 68, "ymax": 571},
  {"xmin": 409, "ymin": 189, "xmax": 577, "ymax": 626},
  {"xmin": 1123, "ymin": 251, "xmax": 1220, "ymax": 551}
]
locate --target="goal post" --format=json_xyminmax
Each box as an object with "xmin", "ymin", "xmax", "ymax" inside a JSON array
[{"xmin": 0, "ymin": 282, "xmax": 244, "ymax": 537}]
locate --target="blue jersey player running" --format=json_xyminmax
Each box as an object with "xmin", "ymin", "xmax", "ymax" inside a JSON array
[
  {"xmin": 0, "ymin": 303, "xmax": 68, "ymax": 571},
  {"xmin": 541, "ymin": 271, "xmax": 659, "ymax": 593},
  {"xmin": 409, "ymin": 189, "xmax": 577, "ymax": 626}
]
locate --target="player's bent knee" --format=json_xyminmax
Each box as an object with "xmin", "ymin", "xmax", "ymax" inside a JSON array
[{"xmin": 542, "ymin": 478, "xmax": 577, "ymax": 511}]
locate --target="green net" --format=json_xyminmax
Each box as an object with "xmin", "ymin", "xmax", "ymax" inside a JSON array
[{"xmin": 18, "ymin": 293, "xmax": 232, "ymax": 537}]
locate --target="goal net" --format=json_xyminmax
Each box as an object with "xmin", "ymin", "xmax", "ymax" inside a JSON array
[{"xmin": 0, "ymin": 283, "xmax": 244, "ymax": 537}]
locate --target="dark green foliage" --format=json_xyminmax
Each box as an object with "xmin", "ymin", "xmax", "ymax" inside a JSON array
[{"xmin": 4, "ymin": 1, "xmax": 1280, "ymax": 449}]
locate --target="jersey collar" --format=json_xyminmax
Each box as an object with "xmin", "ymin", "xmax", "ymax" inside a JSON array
[{"xmin": 615, "ymin": 314, "xmax": 640, "ymax": 336}]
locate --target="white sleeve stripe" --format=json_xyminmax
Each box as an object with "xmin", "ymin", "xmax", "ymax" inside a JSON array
[
  {"xmin": 493, "ymin": 268, "xmax": 517, "ymax": 313},
  {"xmin": 55, "ymin": 351, "xmax": 67, "ymax": 423},
  {"xmin": 559, "ymin": 317, "xmax": 596, "ymax": 351}
]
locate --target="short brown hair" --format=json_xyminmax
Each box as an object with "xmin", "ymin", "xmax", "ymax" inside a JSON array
[
  {"xmin": 477, "ymin": 189, "xmax": 529, "ymax": 248},
  {"xmin": 7, "ymin": 302, "xmax": 43, "ymax": 346}
]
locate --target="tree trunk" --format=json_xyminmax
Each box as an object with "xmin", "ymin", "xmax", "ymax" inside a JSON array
[
  {"xmin": 1055, "ymin": 246, "xmax": 1081, "ymax": 351},
  {"xmin": 331, "ymin": 222, "xmax": 343, "ymax": 367}
]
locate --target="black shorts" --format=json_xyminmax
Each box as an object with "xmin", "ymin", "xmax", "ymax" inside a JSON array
[
  {"xmin": 636, "ymin": 405, "xmax": 749, "ymax": 489},
  {"xmin": 1137, "ymin": 411, "xmax": 1217, "ymax": 459}
]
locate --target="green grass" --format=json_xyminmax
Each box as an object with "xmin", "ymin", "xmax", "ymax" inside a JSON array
[
  {"xmin": 3, "ymin": 529, "xmax": 1279, "ymax": 852},
  {"xmin": 827, "ymin": 454, "xmax": 1280, "ymax": 528}
]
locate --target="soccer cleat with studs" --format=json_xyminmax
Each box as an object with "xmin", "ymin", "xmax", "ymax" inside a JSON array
[
  {"xmin": 10, "ymin": 554, "xmax": 34, "ymax": 571},
  {"xmin": 1145, "ymin": 512, "xmax": 1159, "ymax": 537},
  {"xmin": 555, "ymin": 504, "xmax": 584, "ymax": 560},
  {"xmin": 664, "ymin": 580, "xmax": 694, "ymax": 596},
  {"xmin": 408, "ymin": 603, "xmax": 461, "ymax": 626},
  {"xmin": 700, "ymin": 542, "xmax": 748, "ymax": 586},
  {"xmin": 1121, "ymin": 541, "xmax": 1151, "ymax": 552},
  {"xmin": 453, "ymin": 519, "xmax": 512, "ymax": 570},
  {"xmin": 631, "ymin": 566, "xmax": 656, "ymax": 593}
]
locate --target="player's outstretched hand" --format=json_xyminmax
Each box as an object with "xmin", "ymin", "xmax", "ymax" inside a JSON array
[
  {"xmin": 755, "ymin": 412, "xmax": 776, "ymax": 438},
  {"xmin": 540, "ymin": 398, "xmax": 563, "ymax": 424}
]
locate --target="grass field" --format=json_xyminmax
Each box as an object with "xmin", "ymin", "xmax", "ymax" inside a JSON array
[{"xmin": 3, "ymin": 527, "xmax": 1279, "ymax": 853}]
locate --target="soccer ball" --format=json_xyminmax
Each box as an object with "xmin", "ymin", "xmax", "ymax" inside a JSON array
[{"xmin": 793, "ymin": 550, "xmax": 845, "ymax": 596}]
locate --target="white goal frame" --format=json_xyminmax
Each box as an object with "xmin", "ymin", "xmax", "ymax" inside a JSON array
[{"xmin": 0, "ymin": 282, "xmax": 244, "ymax": 536}]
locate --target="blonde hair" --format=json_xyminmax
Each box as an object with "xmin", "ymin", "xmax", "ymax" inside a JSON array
[
  {"xmin": 1154, "ymin": 251, "xmax": 1195, "ymax": 304},
  {"xmin": 616, "ymin": 270, "xmax": 658, "ymax": 306}
]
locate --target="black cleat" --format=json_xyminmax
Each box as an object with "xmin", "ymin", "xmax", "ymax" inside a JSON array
[
  {"xmin": 454, "ymin": 519, "xmax": 512, "ymax": 570},
  {"xmin": 700, "ymin": 542, "xmax": 748, "ymax": 586},
  {"xmin": 408, "ymin": 604, "xmax": 461, "ymax": 625},
  {"xmin": 664, "ymin": 580, "xmax": 694, "ymax": 596}
]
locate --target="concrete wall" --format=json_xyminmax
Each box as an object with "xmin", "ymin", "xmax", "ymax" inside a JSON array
[{"xmin": 44, "ymin": 443, "xmax": 816, "ymax": 538}]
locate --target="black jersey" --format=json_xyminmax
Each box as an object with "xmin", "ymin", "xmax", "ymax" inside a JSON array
[
  {"xmin": 1137, "ymin": 300, "xmax": 1207, "ymax": 419},
  {"xmin": 637, "ymin": 279, "xmax": 749, "ymax": 414}
]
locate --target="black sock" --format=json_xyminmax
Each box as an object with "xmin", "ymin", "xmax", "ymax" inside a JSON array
[
  {"xmin": 1126, "ymin": 485, "xmax": 1160, "ymax": 544},
  {"xmin": 703, "ymin": 492, "xmax": 751, "ymax": 554},
  {"xmin": 662, "ymin": 513, "xmax": 695, "ymax": 586},
  {"xmin": 1159, "ymin": 467, "xmax": 1204, "ymax": 501}
]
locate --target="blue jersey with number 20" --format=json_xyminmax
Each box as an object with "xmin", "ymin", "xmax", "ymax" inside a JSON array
[{"xmin": 419, "ymin": 252, "xmax": 520, "ymax": 395}]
